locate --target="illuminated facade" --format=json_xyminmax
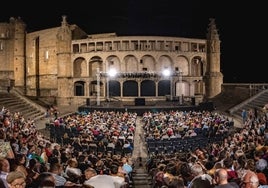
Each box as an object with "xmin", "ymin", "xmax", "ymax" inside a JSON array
[{"xmin": 0, "ymin": 16, "xmax": 223, "ymax": 106}]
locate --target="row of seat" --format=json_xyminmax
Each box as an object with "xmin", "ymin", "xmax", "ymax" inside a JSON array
[{"xmin": 146, "ymin": 135, "xmax": 224, "ymax": 154}]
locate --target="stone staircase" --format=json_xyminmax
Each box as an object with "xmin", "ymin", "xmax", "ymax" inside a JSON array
[
  {"xmin": 131, "ymin": 158, "xmax": 152, "ymax": 188},
  {"xmin": 228, "ymin": 89, "xmax": 268, "ymax": 122},
  {"xmin": 130, "ymin": 116, "xmax": 153, "ymax": 188},
  {"xmin": 0, "ymin": 91, "xmax": 46, "ymax": 121}
]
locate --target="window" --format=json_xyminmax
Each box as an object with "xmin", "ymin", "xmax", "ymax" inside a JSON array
[
  {"xmin": 45, "ymin": 51, "xmax": 48, "ymax": 60},
  {"xmin": 45, "ymin": 50, "xmax": 49, "ymax": 61},
  {"xmin": 0, "ymin": 41, "xmax": 3, "ymax": 50}
]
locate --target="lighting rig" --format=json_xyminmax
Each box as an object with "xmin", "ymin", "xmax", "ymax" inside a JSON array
[{"xmin": 99, "ymin": 71, "xmax": 180, "ymax": 78}]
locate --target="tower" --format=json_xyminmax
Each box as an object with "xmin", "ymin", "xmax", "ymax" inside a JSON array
[
  {"xmin": 0, "ymin": 17, "xmax": 26, "ymax": 92},
  {"xmin": 12, "ymin": 17, "xmax": 26, "ymax": 90},
  {"xmin": 56, "ymin": 15, "xmax": 72, "ymax": 105},
  {"xmin": 204, "ymin": 18, "xmax": 223, "ymax": 98}
]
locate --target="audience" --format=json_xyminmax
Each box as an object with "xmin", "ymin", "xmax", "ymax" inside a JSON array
[{"xmin": 1, "ymin": 104, "xmax": 268, "ymax": 188}]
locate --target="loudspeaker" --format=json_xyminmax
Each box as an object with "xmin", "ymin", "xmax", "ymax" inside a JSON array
[
  {"xmin": 86, "ymin": 98, "xmax": 90, "ymax": 106},
  {"xmin": 200, "ymin": 102, "xmax": 214, "ymax": 111},
  {"xmin": 191, "ymin": 97, "xmax": 195, "ymax": 106},
  {"xmin": 135, "ymin": 98, "xmax": 145, "ymax": 106}
]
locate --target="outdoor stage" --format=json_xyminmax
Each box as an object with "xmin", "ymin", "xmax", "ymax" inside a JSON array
[{"xmin": 78, "ymin": 101, "xmax": 215, "ymax": 116}]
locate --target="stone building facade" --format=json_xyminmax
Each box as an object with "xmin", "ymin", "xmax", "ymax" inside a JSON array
[{"xmin": 0, "ymin": 16, "xmax": 223, "ymax": 106}]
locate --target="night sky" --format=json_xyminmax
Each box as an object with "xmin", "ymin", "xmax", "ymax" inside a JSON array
[{"xmin": 2, "ymin": 0, "xmax": 267, "ymax": 83}]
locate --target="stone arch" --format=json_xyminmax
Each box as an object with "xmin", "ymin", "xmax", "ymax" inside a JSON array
[
  {"xmin": 175, "ymin": 80, "xmax": 190, "ymax": 97},
  {"xmin": 141, "ymin": 80, "xmax": 156, "ymax": 96},
  {"xmin": 89, "ymin": 56, "xmax": 103, "ymax": 77},
  {"xmin": 89, "ymin": 80, "xmax": 103, "ymax": 96},
  {"xmin": 140, "ymin": 55, "xmax": 156, "ymax": 72},
  {"xmin": 123, "ymin": 55, "xmax": 139, "ymax": 72},
  {"xmin": 73, "ymin": 57, "xmax": 86, "ymax": 77},
  {"xmin": 157, "ymin": 55, "xmax": 173, "ymax": 73},
  {"xmin": 123, "ymin": 80, "xmax": 138, "ymax": 96},
  {"xmin": 191, "ymin": 56, "xmax": 203, "ymax": 76},
  {"xmin": 108, "ymin": 80, "xmax": 120, "ymax": 97},
  {"xmin": 174, "ymin": 55, "xmax": 189, "ymax": 75},
  {"xmin": 74, "ymin": 80, "xmax": 85, "ymax": 96},
  {"xmin": 158, "ymin": 80, "xmax": 170, "ymax": 96},
  {"xmin": 106, "ymin": 55, "xmax": 121, "ymax": 72}
]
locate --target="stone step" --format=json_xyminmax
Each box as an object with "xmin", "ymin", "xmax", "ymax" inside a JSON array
[
  {"xmin": 132, "ymin": 184, "xmax": 152, "ymax": 188},
  {"xmin": 133, "ymin": 179, "xmax": 150, "ymax": 183},
  {"xmin": 132, "ymin": 168, "xmax": 152, "ymax": 188},
  {"xmin": 133, "ymin": 174, "xmax": 150, "ymax": 178},
  {"xmin": 133, "ymin": 174, "xmax": 150, "ymax": 180},
  {"xmin": 132, "ymin": 180, "xmax": 151, "ymax": 187}
]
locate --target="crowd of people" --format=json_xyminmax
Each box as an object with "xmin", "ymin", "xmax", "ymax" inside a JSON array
[
  {"xmin": 0, "ymin": 107, "xmax": 137, "ymax": 188},
  {"xmin": 1, "ymin": 104, "xmax": 268, "ymax": 188},
  {"xmin": 142, "ymin": 109, "xmax": 268, "ymax": 187}
]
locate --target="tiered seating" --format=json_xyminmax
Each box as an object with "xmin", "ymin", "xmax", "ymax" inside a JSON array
[{"xmin": 146, "ymin": 135, "xmax": 222, "ymax": 155}]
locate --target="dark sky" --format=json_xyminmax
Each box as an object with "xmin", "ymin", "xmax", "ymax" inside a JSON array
[{"xmin": 2, "ymin": 0, "xmax": 267, "ymax": 83}]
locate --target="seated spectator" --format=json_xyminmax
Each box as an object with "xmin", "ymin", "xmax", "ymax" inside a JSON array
[
  {"xmin": 50, "ymin": 143, "xmax": 61, "ymax": 164},
  {"xmin": 126, "ymin": 133, "xmax": 134, "ymax": 143},
  {"xmin": 109, "ymin": 164, "xmax": 127, "ymax": 188},
  {"xmin": 121, "ymin": 157, "xmax": 133, "ymax": 175},
  {"xmin": 77, "ymin": 154, "xmax": 91, "ymax": 175},
  {"xmin": 84, "ymin": 167, "xmax": 97, "ymax": 182},
  {"xmin": 161, "ymin": 132, "xmax": 169, "ymax": 140},
  {"xmin": 48, "ymin": 162, "xmax": 79, "ymax": 187},
  {"xmin": 31, "ymin": 172, "xmax": 55, "ymax": 188},
  {"xmin": 249, "ymin": 174, "xmax": 268, "ymax": 188},
  {"xmin": 95, "ymin": 159, "xmax": 109, "ymax": 175},
  {"xmin": 0, "ymin": 158, "xmax": 10, "ymax": 188},
  {"xmin": 65, "ymin": 158, "xmax": 82, "ymax": 183},
  {"xmin": 6, "ymin": 171, "xmax": 26, "ymax": 188},
  {"xmin": 11, "ymin": 153, "xmax": 28, "ymax": 177},
  {"xmin": 255, "ymin": 158, "xmax": 268, "ymax": 185},
  {"xmin": 241, "ymin": 159, "xmax": 258, "ymax": 188},
  {"xmin": 117, "ymin": 161, "xmax": 128, "ymax": 179},
  {"xmin": 223, "ymin": 157, "xmax": 238, "ymax": 183},
  {"xmin": 162, "ymin": 163, "xmax": 180, "ymax": 187},
  {"xmin": 214, "ymin": 168, "xmax": 239, "ymax": 188},
  {"xmin": 122, "ymin": 140, "xmax": 133, "ymax": 153},
  {"xmin": 25, "ymin": 158, "xmax": 40, "ymax": 187},
  {"xmin": 189, "ymin": 176, "xmax": 214, "ymax": 188},
  {"xmin": 188, "ymin": 163, "xmax": 213, "ymax": 187},
  {"xmin": 207, "ymin": 162, "xmax": 222, "ymax": 177},
  {"xmin": 83, "ymin": 167, "xmax": 117, "ymax": 188},
  {"xmin": 154, "ymin": 163, "xmax": 166, "ymax": 188},
  {"xmin": 107, "ymin": 139, "xmax": 115, "ymax": 150}
]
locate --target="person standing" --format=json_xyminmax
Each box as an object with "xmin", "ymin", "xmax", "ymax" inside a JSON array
[{"xmin": 242, "ymin": 109, "xmax": 247, "ymax": 124}]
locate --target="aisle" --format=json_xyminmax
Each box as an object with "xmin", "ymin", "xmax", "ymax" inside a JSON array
[
  {"xmin": 131, "ymin": 116, "xmax": 152, "ymax": 188},
  {"xmin": 132, "ymin": 116, "xmax": 148, "ymax": 161}
]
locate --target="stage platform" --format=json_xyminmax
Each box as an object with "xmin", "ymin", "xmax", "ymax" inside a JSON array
[{"xmin": 78, "ymin": 101, "xmax": 215, "ymax": 116}]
